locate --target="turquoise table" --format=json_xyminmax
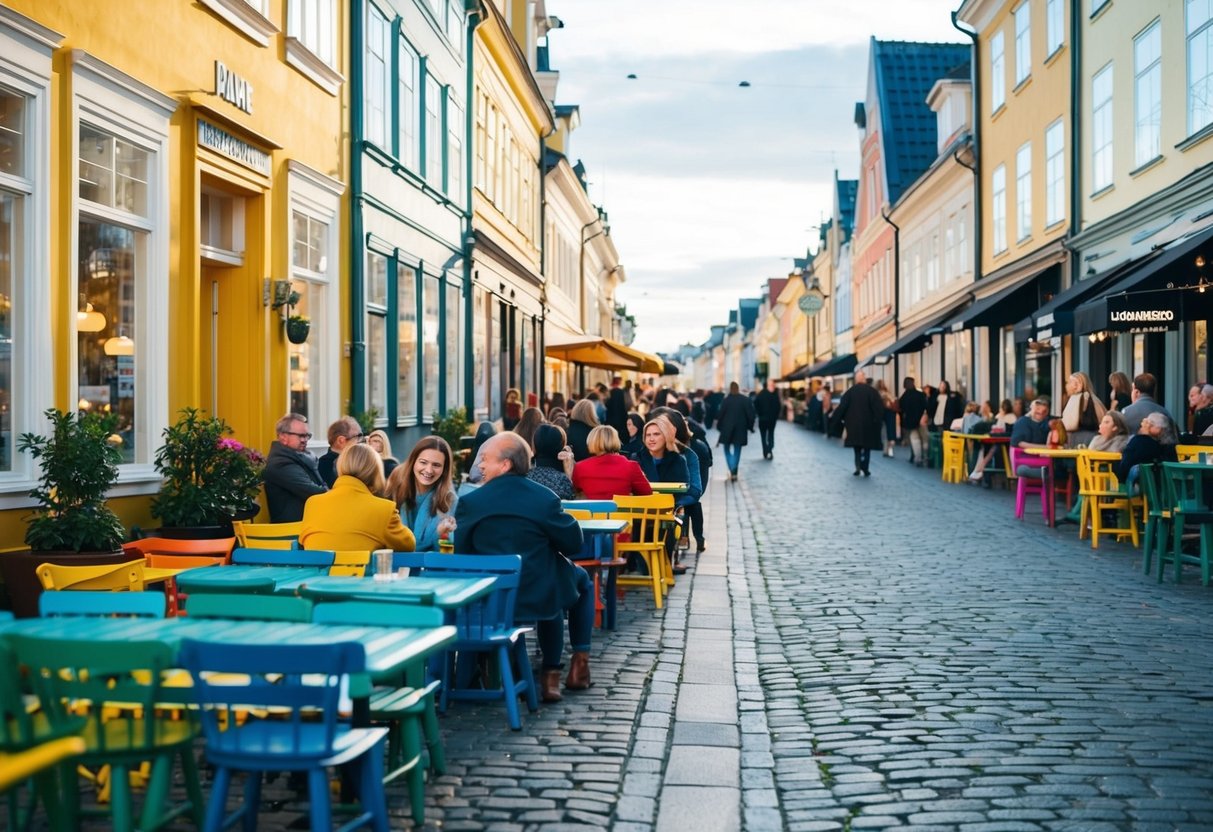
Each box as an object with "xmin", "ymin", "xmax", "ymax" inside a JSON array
[
  {"xmin": 174, "ymin": 564, "xmax": 325, "ymax": 595},
  {"xmin": 288, "ymin": 575, "xmax": 496, "ymax": 609}
]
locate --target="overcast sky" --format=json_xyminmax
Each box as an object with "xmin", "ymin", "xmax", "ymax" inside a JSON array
[{"xmin": 550, "ymin": 0, "xmax": 967, "ymax": 354}]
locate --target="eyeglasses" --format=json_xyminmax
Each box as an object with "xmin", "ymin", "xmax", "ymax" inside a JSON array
[{"xmin": 284, "ymin": 431, "xmax": 313, "ymax": 440}]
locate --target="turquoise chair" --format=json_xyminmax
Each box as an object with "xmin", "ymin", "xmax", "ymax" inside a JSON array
[
  {"xmin": 312, "ymin": 601, "xmax": 444, "ymax": 824},
  {"xmin": 1136, "ymin": 463, "xmax": 1174, "ymax": 579},
  {"xmin": 230, "ymin": 547, "xmax": 335, "ymax": 567},
  {"xmin": 1160, "ymin": 462, "xmax": 1213, "ymax": 585},
  {"xmin": 39, "ymin": 590, "xmax": 165, "ymax": 619},
  {"xmin": 178, "ymin": 639, "xmax": 389, "ymax": 832}
]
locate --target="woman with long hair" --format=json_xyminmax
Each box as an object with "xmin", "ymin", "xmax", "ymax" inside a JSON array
[
  {"xmin": 526, "ymin": 424, "xmax": 576, "ymax": 499},
  {"xmin": 621, "ymin": 412, "xmax": 645, "ymax": 458},
  {"xmin": 1088, "ymin": 410, "xmax": 1131, "ymax": 453},
  {"xmin": 300, "ymin": 443, "xmax": 415, "ymax": 551},
  {"xmin": 1061, "ymin": 371, "xmax": 1107, "ymax": 446},
  {"xmin": 566, "ymin": 399, "xmax": 600, "ymax": 462},
  {"xmin": 366, "ymin": 429, "xmax": 398, "ymax": 477},
  {"xmin": 502, "ymin": 388, "xmax": 522, "ymax": 431},
  {"xmin": 513, "ymin": 406, "xmax": 546, "ymax": 451},
  {"xmin": 386, "ymin": 436, "xmax": 458, "ymax": 552},
  {"xmin": 1107, "ymin": 372, "xmax": 1132, "ymax": 412}
]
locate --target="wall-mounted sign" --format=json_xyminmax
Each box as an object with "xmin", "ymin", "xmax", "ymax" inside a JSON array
[
  {"xmin": 197, "ymin": 120, "xmax": 271, "ymax": 176},
  {"xmin": 215, "ymin": 60, "xmax": 254, "ymax": 114},
  {"xmin": 798, "ymin": 287, "xmax": 825, "ymax": 316},
  {"xmin": 1105, "ymin": 287, "xmax": 1209, "ymax": 332}
]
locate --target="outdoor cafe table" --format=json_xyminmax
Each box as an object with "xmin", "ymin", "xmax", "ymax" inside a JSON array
[
  {"xmin": 174, "ymin": 564, "xmax": 325, "ymax": 595},
  {"xmin": 1029, "ymin": 448, "xmax": 1123, "ymax": 531},
  {"xmin": 649, "ymin": 482, "xmax": 688, "ymax": 494},
  {"xmin": 950, "ymin": 432, "xmax": 1011, "ymax": 476},
  {"xmin": 576, "ymin": 518, "xmax": 629, "ymax": 630},
  {"xmin": 288, "ymin": 574, "xmax": 497, "ymax": 610}
]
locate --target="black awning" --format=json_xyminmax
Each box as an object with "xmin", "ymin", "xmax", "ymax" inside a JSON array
[
  {"xmin": 781, "ymin": 364, "xmax": 812, "ymax": 382},
  {"xmin": 941, "ymin": 265, "xmax": 1057, "ymax": 333},
  {"xmin": 869, "ymin": 300, "xmax": 970, "ymax": 363},
  {"xmin": 662, "ymin": 361, "xmax": 681, "ymax": 376},
  {"xmin": 1075, "ymin": 225, "xmax": 1213, "ymax": 334},
  {"xmin": 812, "ymin": 353, "xmax": 857, "ymax": 377}
]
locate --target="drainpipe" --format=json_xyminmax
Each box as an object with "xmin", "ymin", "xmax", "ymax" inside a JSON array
[
  {"xmin": 880, "ymin": 206, "xmax": 901, "ymax": 384},
  {"xmin": 1068, "ymin": 0, "xmax": 1083, "ymax": 284},
  {"xmin": 537, "ymin": 122, "xmax": 554, "ymax": 403},
  {"xmin": 463, "ymin": 2, "xmax": 482, "ymax": 413},
  {"xmin": 349, "ymin": 0, "xmax": 367, "ymax": 414}
]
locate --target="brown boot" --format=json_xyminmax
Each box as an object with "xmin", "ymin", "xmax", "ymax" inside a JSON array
[
  {"xmin": 564, "ymin": 652, "xmax": 592, "ymax": 690},
  {"xmin": 540, "ymin": 669, "xmax": 563, "ymax": 703}
]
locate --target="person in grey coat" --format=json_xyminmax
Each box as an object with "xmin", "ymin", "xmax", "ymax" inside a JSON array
[
  {"xmin": 1121, "ymin": 372, "xmax": 1176, "ymax": 435},
  {"xmin": 831, "ymin": 371, "xmax": 885, "ymax": 477},
  {"xmin": 262, "ymin": 412, "xmax": 327, "ymax": 522},
  {"xmin": 714, "ymin": 381, "xmax": 756, "ymax": 481}
]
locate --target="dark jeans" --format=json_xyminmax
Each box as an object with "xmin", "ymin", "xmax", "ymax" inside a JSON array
[
  {"xmin": 536, "ymin": 564, "xmax": 594, "ymax": 669},
  {"xmin": 759, "ymin": 421, "xmax": 776, "ymax": 456},
  {"xmin": 687, "ymin": 501, "xmax": 704, "ymax": 546},
  {"xmin": 853, "ymin": 447, "xmax": 871, "ymax": 473}
]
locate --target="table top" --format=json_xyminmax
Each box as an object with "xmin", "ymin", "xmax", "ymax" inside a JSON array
[
  {"xmin": 143, "ymin": 565, "xmax": 196, "ymax": 584},
  {"xmin": 0, "ymin": 616, "xmax": 456, "ymax": 689},
  {"xmin": 289, "ymin": 574, "xmax": 496, "ymax": 609},
  {"xmin": 649, "ymin": 482, "xmax": 688, "ymax": 494},
  {"xmin": 174, "ymin": 564, "xmax": 325, "ymax": 594},
  {"xmin": 578, "ymin": 519, "xmax": 628, "ymax": 534},
  {"xmin": 1029, "ymin": 447, "xmax": 1121, "ymax": 460},
  {"xmin": 950, "ymin": 432, "xmax": 1010, "ymax": 442}
]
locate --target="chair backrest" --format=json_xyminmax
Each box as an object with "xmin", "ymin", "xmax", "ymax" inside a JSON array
[
  {"xmin": 179, "ymin": 638, "xmax": 359, "ymax": 761},
  {"xmin": 232, "ymin": 520, "xmax": 303, "ymax": 548},
  {"xmin": 122, "ymin": 536, "xmax": 235, "ymax": 562},
  {"xmin": 36, "ymin": 560, "xmax": 146, "ymax": 592},
  {"xmin": 311, "ymin": 599, "xmax": 444, "ymax": 628},
  {"xmin": 1162, "ymin": 461, "xmax": 1205, "ymax": 511},
  {"xmin": 39, "ymin": 589, "xmax": 166, "ymax": 619},
  {"xmin": 1137, "ymin": 463, "xmax": 1164, "ymax": 515},
  {"xmin": 231, "ymin": 547, "xmax": 335, "ymax": 567},
  {"xmin": 562, "ymin": 499, "xmax": 617, "ymax": 518},
  {"xmin": 1175, "ymin": 444, "xmax": 1204, "ymax": 463},
  {"xmin": 611, "ymin": 493, "xmax": 676, "ymax": 546},
  {"xmin": 420, "ymin": 553, "xmax": 518, "ymax": 636},
  {"xmin": 564, "ymin": 508, "xmax": 591, "ymax": 520},
  {"xmin": 1010, "ymin": 447, "xmax": 1053, "ymax": 470},
  {"xmin": 1077, "ymin": 453, "xmax": 1120, "ymax": 493},
  {"xmin": 185, "ymin": 592, "xmax": 314, "ymax": 622},
  {"xmin": 0, "ymin": 640, "xmax": 42, "ymax": 749},
  {"xmin": 144, "ymin": 553, "xmax": 225, "ymax": 570},
  {"xmin": 329, "ymin": 550, "xmax": 371, "ymax": 577},
  {"xmin": 11, "ymin": 634, "xmax": 172, "ymax": 754},
  {"xmin": 391, "ymin": 551, "xmax": 428, "ymax": 573}
]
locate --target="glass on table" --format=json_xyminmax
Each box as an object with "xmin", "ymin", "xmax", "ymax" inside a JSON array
[{"xmin": 373, "ymin": 549, "xmax": 394, "ymax": 581}]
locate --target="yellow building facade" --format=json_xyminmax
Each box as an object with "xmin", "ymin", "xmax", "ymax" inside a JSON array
[{"xmin": 0, "ymin": 1, "xmax": 346, "ymax": 545}]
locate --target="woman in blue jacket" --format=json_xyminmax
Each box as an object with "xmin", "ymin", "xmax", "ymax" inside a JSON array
[{"xmin": 386, "ymin": 436, "xmax": 458, "ymax": 552}]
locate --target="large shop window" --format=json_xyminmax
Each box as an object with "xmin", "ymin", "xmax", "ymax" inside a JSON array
[
  {"xmin": 366, "ymin": 251, "xmax": 389, "ymax": 421},
  {"xmin": 289, "ymin": 212, "xmax": 326, "ymax": 423},
  {"xmin": 422, "ymin": 273, "xmax": 440, "ymax": 418},
  {"xmin": 397, "ymin": 262, "xmax": 418, "ymax": 424}
]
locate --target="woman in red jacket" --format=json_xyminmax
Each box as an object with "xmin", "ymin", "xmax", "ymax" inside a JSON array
[{"xmin": 572, "ymin": 426, "xmax": 653, "ymax": 499}]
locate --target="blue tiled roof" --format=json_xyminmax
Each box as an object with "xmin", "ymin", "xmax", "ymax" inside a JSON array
[
  {"xmin": 738, "ymin": 298, "xmax": 761, "ymax": 332},
  {"xmin": 873, "ymin": 40, "xmax": 970, "ymax": 205},
  {"xmin": 836, "ymin": 179, "xmax": 858, "ymax": 241}
]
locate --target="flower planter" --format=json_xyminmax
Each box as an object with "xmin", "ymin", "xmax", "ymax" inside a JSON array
[
  {"xmin": 286, "ymin": 318, "xmax": 310, "ymax": 344},
  {"xmin": 0, "ymin": 548, "xmax": 137, "ymax": 618}
]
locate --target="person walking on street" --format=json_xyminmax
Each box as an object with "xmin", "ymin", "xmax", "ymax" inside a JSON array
[
  {"xmin": 715, "ymin": 381, "xmax": 756, "ymax": 481},
  {"xmin": 832, "ymin": 371, "xmax": 885, "ymax": 477},
  {"xmin": 898, "ymin": 377, "xmax": 929, "ymax": 466},
  {"xmin": 754, "ymin": 379, "xmax": 781, "ymax": 460}
]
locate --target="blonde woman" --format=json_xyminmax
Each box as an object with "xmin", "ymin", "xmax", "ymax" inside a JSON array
[
  {"xmin": 366, "ymin": 428, "xmax": 398, "ymax": 477},
  {"xmin": 1061, "ymin": 371, "xmax": 1107, "ymax": 446},
  {"xmin": 566, "ymin": 398, "xmax": 600, "ymax": 462},
  {"xmin": 300, "ymin": 443, "xmax": 415, "ymax": 551}
]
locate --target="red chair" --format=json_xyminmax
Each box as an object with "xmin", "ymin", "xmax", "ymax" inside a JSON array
[
  {"xmin": 122, "ymin": 537, "xmax": 235, "ymax": 616},
  {"xmin": 1011, "ymin": 448, "xmax": 1054, "ymax": 526}
]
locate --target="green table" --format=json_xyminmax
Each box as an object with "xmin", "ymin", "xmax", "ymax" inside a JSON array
[
  {"xmin": 174, "ymin": 565, "xmax": 325, "ymax": 595},
  {"xmin": 288, "ymin": 575, "xmax": 497, "ymax": 609}
]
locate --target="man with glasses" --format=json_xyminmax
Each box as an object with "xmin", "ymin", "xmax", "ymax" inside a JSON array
[
  {"xmin": 318, "ymin": 416, "xmax": 364, "ymax": 488},
  {"xmin": 263, "ymin": 412, "xmax": 327, "ymax": 522}
]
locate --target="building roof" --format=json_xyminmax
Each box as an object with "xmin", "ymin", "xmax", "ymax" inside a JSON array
[
  {"xmin": 738, "ymin": 298, "xmax": 761, "ymax": 332},
  {"xmin": 766, "ymin": 278, "xmax": 788, "ymax": 307},
  {"xmin": 873, "ymin": 40, "xmax": 970, "ymax": 205},
  {"xmin": 836, "ymin": 178, "xmax": 858, "ymax": 240}
]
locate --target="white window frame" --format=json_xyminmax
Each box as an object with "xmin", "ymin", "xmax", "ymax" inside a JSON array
[
  {"xmin": 286, "ymin": 0, "xmax": 344, "ymax": 95},
  {"xmin": 1189, "ymin": 0, "xmax": 1213, "ymax": 137},
  {"xmin": 1045, "ymin": 119, "xmax": 1065, "ymax": 226},
  {"xmin": 1014, "ymin": 2, "xmax": 1031, "ymax": 87},
  {"xmin": 198, "ymin": 0, "xmax": 278, "ymax": 47},
  {"xmin": 1046, "ymin": 0, "xmax": 1064, "ymax": 57},
  {"xmin": 424, "ymin": 73, "xmax": 443, "ymax": 186},
  {"xmin": 286, "ymin": 161, "xmax": 343, "ymax": 443},
  {"xmin": 398, "ymin": 36, "xmax": 419, "ymax": 171},
  {"xmin": 364, "ymin": 4, "xmax": 389, "ymax": 149},
  {"xmin": 991, "ymin": 30, "xmax": 1006, "ymax": 112},
  {"xmin": 992, "ymin": 164, "xmax": 1007, "ymax": 254},
  {"xmin": 71, "ymin": 50, "xmax": 175, "ymax": 487},
  {"xmin": 0, "ymin": 8, "xmax": 58, "ymax": 502},
  {"xmin": 1092, "ymin": 63, "xmax": 1114, "ymax": 192},
  {"xmin": 1016, "ymin": 141, "xmax": 1032, "ymax": 241},
  {"xmin": 447, "ymin": 92, "xmax": 463, "ymax": 204},
  {"xmin": 1135, "ymin": 20, "xmax": 1162, "ymax": 168}
]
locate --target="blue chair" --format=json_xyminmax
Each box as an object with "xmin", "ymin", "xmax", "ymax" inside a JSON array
[
  {"xmin": 230, "ymin": 547, "xmax": 335, "ymax": 567},
  {"xmin": 561, "ymin": 499, "xmax": 617, "ymax": 518},
  {"xmin": 39, "ymin": 590, "xmax": 165, "ymax": 619},
  {"xmin": 390, "ymin": 551, "xmax": 428, "ymax": 574},
  {"xmin": 0, "ymin": 611, "xmax": 13, "ymax": 622},
  {"xmin": 178, "ymin": 639, "xmax": 389, "ymax": 832},
  {"xmin": 419, "ymin": 554, "xmax": 536, "ymax": 731},
  {"xmin": 312, "ymin": 601, "xmax": 444, "ymax": 824}
]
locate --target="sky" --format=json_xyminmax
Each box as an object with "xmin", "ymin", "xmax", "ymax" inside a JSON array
[{"xmin": 549, "ymin": 0, "xmax": 968, "ymax": 354}]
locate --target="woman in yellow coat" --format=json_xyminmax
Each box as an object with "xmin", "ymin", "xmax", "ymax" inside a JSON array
[{"xmin": 300, "ymin": 443, "xmax": 415, "ymax": 552}]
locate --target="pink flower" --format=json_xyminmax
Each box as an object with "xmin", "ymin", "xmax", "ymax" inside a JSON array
[{"xmin": 217, "ymin": 438, "xmax": 244, "ymax": 451}]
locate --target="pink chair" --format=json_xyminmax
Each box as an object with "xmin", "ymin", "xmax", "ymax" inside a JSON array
[{"xmin": 1011, "ymin": 447, "xmax": 1054, "ymax": 526}]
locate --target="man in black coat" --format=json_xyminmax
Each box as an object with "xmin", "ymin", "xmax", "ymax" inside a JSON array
[
  {"xmin": 898, "ymin": 377, "xmax": 929, "ymax": 466},
  {"xmin": 453, "ymin": 432, "xmax": 593, "ymax": 702},
  {"xmin": 262, "ymin": 413, "xmax": 327, "ymax": 522},
  {"xmin": 605, "ymin": 376, "xmax": 630, "ymax": 438},
  {"xmin": 714, "ymin": 381, "xmax": 756, "ymax": 482},
  {"xmin": 831, "ymin": 371, "xmax": 885, "ymax": 477},
  {"xmin": 754, "ymin": 379, "xmax": 782, "ymax": 460}
]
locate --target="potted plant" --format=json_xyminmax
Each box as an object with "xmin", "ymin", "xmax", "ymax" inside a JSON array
[
  {"xmin": 0, "ymin": 408, "xmax": 131, "ymax": 617},
  {"xmin": 150, "ymin": 408, "xmax": 265, "ymax": 538},
  {"xmin": 431, "ymin": 406, "xmax": 470, "ymax": 479},
  {"xmin": 286, "ymin": 314, "xmax": 310, "ymax": 344}
]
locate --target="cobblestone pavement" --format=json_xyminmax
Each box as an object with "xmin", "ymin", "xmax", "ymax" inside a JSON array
[{"xmin": 53, "ymin": 423, "xmax": 1213, "ymax": 830}]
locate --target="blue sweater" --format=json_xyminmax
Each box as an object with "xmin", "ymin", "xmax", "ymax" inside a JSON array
[{"xmin": 403, "ymin": 489, "xmax": 458, "ymax": 552}]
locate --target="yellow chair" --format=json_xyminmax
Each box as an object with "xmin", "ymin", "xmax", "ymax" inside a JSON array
[
  {"xmin": 611, "ymin": 494, "xmax": 676, "ymax": 610},
  {"xmin": 564, "ymin": 508, "xmax": 591, "ymax": 520},
  {"xmin": 232, "ymin": 520, "xmax": 302, "ymax": 549},
  {"xmin": 1175, "ymin": 444, "xmax": 1204, "ymax": 463},
  {"xmin": 36, "ymin": 560, "xmax": 146, "ymax": 592},
  {"xmin": 940, "ymin": 431, "xmax": 966, "ymax": 484},
  {"xmin": 0, "ymin": 736, "xmax": 86, "ymax": 794},
  {"xmin": 329, "ymin": 550, "xmax": 371, "ymax": 577},
  {"xmin": 1077, "ymin": 454, "xmax": 1140, "ymax": 549}
]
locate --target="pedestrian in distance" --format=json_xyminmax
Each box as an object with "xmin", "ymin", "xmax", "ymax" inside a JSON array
[
  {"xmin": 831, "ymin": 370, "xmax": 885, "ymax": 477},
  {"xmin": 714, "ymin": 381, "xmax": 756, "ymax": 482},
  {"xmin": 898, "ymin": 377, "xmax": 929, "ymax": 466},
  {"xmin": 754, "ymin": 379, "xmax": 781, "ymax": 460}
]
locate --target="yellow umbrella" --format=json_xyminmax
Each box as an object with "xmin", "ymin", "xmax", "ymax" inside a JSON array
[{"xmin": 545, "ymin": 338, "xmax": 645, "ymax": 371}]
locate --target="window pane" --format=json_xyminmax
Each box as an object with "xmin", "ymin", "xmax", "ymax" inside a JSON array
[
  {"xmin": 1016, "ymin": 142, "xmax": 1031, "ymax": 240},
  {"xmin": 1015, "ymin": 3, "xmax": 1031, "ymax": 85},
  {"xmin": 78, "ymin": 219, "xmax": 138, "ymax": 464},
  {"xmin": 399, "ymin": 40, "xmax": 418, "ymax": 170},
  {"xmin": 0, "ymin": 88, "xmax": 24, "ymax": 177},
  {"xmin": 288, "ymin": 279, "xmax": 323, "ymax": 421},
  {"xmin": 445, "ymin": 281, "xmax": 461, "ymax": 411},
  {"xmin": 425, "ymin": 76, "xmax": 443, "ymax": 185},
  {"xmin": 397, "ymin": 264, "xmax": 418, "ymax": 422},
  {"xmin": 79, "ymin": 125, "xmax": 148, "ymax": 216},
  {"xmin": 1093, "ymin": 65, "xmax": 1114, "ymax": 190},
  {"xmin": 991, "ymin": 32, "xmax": 1005, "ymax": 111},
  {"xmin": 0, "ymin": 192, "xmax": 15, "ymax": 471},
  {"xmin": 365, "ymin": 8, "xmax": 389, "ymax": 148},
  {"xmin": 1135, "ymin": 23, "xmax": 1162, "ymax": 166},
  {"xmin": 367, "ymin": 312, "xmax": 387, "ymax": 418},
  {"xmin": 448, "ymin": 97, "xmax": 463, "ymax": 202},
  {"xmin": 423, "ymin": 274, "xmax": 439, "ymax": 418},
  {"xmin": 1046, "ymin": 0, "xmax": 1063, "ymax": 55},
  {"xmin": 367, "ymin": 250, "xmax": 387, "ymax": 307}
]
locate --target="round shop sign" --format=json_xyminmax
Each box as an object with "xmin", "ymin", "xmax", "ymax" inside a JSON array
[{"xmin": 798, "ymin": 288, "xmax": 825, "ymax": 316}]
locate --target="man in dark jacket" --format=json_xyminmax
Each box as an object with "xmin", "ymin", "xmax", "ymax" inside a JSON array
[
  {"xmin": 605, "ymin": 376, "xmax": 629, "ymax": 438},
  {"xmin": 453, "ymin": 432, "xmax": 592, "ymax": 702},
  {"xmin": 754, "ymin": 379, "xmax": 782, "ymax": 460},
  {"xmin": 317, "ymin": 415, "xmax": 363, "ymax": 487},
  {"xmin": 898, "ymin": 377, "xmax": 929, "ymax": 466},
  {"xmin": 832, "ymin": 371, "xmax": 885, "ymax": 477},
  {"xmin": 714, "ymin": 381, "xmax": 756, "ymax": 482},
  {"xmin": 262, "ymin": 413, "xmax": 327, "ymax": 521}
]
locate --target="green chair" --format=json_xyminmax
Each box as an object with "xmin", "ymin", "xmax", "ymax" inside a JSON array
[
  {"xmin": 184, "ymin": 592, "xmax": 313, "ymax": 622},
  {"xmin": 927, "ymin": 431, "xmax": 943, "ymax": 469},
  {"xmin": 1160, "ymin": 462, "xmax": 1213, "ymax": 585},
  {"xmin": 8, "ymin": 635, "xmax": 204, "ymax": 832},
  {"xmin": 1136, "ymin": 463, "xmax": 1174, "ymax": 579},
  {"xmin": 311, "ymin": 600, "xmax": 444, "ymax": 824}
]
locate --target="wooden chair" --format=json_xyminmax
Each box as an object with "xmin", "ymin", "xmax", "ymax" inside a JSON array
[
  {"xmin": 1175, "ymin": 444, "xmax": 1204, "ymax": 463},
  {"xmin": 561, "ymin": 500, "xmax": 617, "ymax": 518},
  {"xmin": 230, "ymin": 547, "xmax": 335, "ymax": 567},
  {"xmin": 1136, "ymin": 463, "xmax": 1175, "ymax": 580},
  {"xmin": 329, "ymin": 550, "xmax": 371, "ymax": 577},
  {"xmin": 185, "ymin": 593, "xmax": 314, "ymax": 622},
  {"xmin": 940, "ymin": 431, "xmax": 966, "ymax": 484},
  {"xmin": 611, "ymin": 494, "xmax": 676, "ymax": 609},
  {"xmin": 231, "ymin": 520, "xmax": 302, "ymax": 549},
  {"xmin": 1010, "ymin": 448, "xmax": 1053, "ymax": 526},
  {"xmin": 565, "ymin": 510, "xmax": 626, "ymax": 629},
  {"xmin": 1076, "ymin": 454, "xmax": 1140, "ymax": 549},
  {"xmin": 1159, "ymin": 462, "xmax": 1213, "ymax": 585},
  {"xmin": 36, "ymin": 561, "xmax": 146, "ymax": 592},
  {"xmin": 39, "ymin": 590, "xmax": 166, "ymax": 619},
  {"xmin": 124, "ymin": 541, "xmax": 230, "ymax": 616}
]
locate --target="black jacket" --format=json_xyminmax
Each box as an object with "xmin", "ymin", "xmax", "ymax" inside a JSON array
[
  {"xmin": 715, "ymin": 393, "xmax": 756, "ymax": 446},
  {"xmin": 754, "ymin": 389, "xmax": 781, "ymax": 425},
  {"xmin": 263, "ymin": 441, "xmax": 327, "ymax": 522},
  {"xmin": 898, "ymin": 388, "xmax": 928, "ymax": 429},
  {"xmin": 566, "ymin": 420, "xmax": 593, "ymax": 462},
  {"xmin": 832, "ymin": 383, "xmax": 885, "ymax": 450}
]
